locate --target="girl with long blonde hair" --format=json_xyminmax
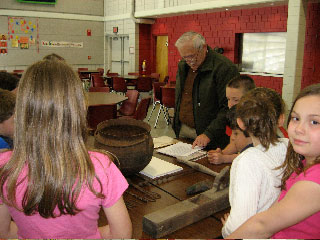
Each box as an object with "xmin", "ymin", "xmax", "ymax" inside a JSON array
[{"xmin": 0, "ymin": 60, "xmax": 132, "ymax": 239}]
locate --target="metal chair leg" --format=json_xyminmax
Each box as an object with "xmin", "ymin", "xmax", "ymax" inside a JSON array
[
  {"xmin": 147, "ymin": 101, "xmax": 158, "ymax": 122},
  {"xmin": 154, "ymin": 104, "xmax": 163, "ymax": 128}
]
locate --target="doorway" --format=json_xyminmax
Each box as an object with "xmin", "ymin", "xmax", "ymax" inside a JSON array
[
  {"xmin": 109, "ymin": 35, "xmax": 129, "ymax": 75},
  {"xmin": 156, "ymin": 35, "xmax": 168, "ymax": 82}
]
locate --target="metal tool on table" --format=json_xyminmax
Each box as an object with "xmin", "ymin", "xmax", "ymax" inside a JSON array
[
  {"xmin": 126, "ymin": 178, "xmax": 161, "ymax": 205},
  {"xmin": 142, "ymin": 165, "xmax": 230, "ymax": 238}
]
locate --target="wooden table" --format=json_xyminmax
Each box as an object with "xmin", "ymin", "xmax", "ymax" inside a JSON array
[
  {"xmin": 87, "ymin": 92, "xmax": 127, "ymax": 106},
  {"xmin": 96, "ymin": 139, "xmax": 230, "ymax": 239}
]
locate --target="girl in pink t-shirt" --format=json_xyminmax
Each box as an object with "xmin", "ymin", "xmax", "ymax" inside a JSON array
[
  {"xmin": 0, "ymin": 60, "xmax": 132, "ymax": 239},
  {"xmin": 227, "ymin": 83, "xmax": 320, "ymax": 238}
]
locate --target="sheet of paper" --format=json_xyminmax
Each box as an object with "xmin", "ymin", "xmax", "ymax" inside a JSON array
[
  {"xmin": 139, "ymin": 156, "xmax": 183, "ymax": 179},
  {"xmin": 153, "ymin": 136, "xmax": 175, "ymax": 149},
  {"xmin": 156, "ymin": 142, "xmax": 203, "ymax": 157}
]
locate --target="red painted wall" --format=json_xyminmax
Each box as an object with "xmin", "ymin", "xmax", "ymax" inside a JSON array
[{"xmin": 139, "ymin": 2, "xmax": 320, "ymax": 93}]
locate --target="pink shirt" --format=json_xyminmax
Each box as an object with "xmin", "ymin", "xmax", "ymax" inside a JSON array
[
  {"xmin": 273, "ymin": 163, "xmax": 320, "ymax": 238},
  {"xmin": 0, "ymin": 151, "xmax": 128, "ymax": 239}
]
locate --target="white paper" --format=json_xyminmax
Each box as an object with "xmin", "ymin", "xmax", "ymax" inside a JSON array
[
  {"xmin": 156, "ymin": 142, "xmax": 203, "ymax": 157},
  {"xmin": 153, "ymin": 136, "xmax": 175, "ymax": 149},
  {"xmin": 139, "ymin": 156, "xmax": 183, "ymax": 179}
]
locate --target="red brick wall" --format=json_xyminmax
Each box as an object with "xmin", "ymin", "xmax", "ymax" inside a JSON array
[
  {"xmin": 139, "ymin": 2, "xmax": 320, "ymax": 92},
  {"xmin": 139, "ymin": 24, "xmax": 152, "ymax": 75},
  {"xmin": 303, "ymin": 3, "xmax": 320, "ymax": 88}
]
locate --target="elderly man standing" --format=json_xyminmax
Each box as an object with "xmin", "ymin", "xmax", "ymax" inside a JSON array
[{"xmin": 173, "ymin": 31, "xmax": 239, "ymax": 150}]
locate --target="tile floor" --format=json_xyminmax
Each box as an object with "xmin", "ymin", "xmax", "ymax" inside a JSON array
[{"xmin": 144, "ymin": 104, "xmax": 175, "ymax": 138}]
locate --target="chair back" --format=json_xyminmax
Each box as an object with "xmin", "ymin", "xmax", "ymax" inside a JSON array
[
  {"xmin": 78, "ymin": 68, "xmax": 89, "ymax": 79},
  {"xmin": 107, "ymin": 72, "xmax": 119, "ymax": 77},
  {"xmin": 87, "ymin": 104, "xmax": 117, "ymax": 130},
  {"xmin": 112, "ymin": 77, "xmax": 127, "ymax": 93},
  {"xmin": 119, "ymin": 90, "xmax": 139, "ymax": 116},
  {"xmin": 164, "ymin": 75, "xmax": 169, "ymax": 83},
  {"xmin": 89, "ymin": 87, "xmax": 110, "ymax": 92},
  {"xmin": 133, "ymin": 97, "xmax": 151, "ymax": 120},
  {"xmin": 153, "ymin": 82, "xmax": 166, "ymax": 102},
  {"xmin": 161, "ymin": 87, "xmax": 175, "ymax": 108},
  {"xmin": 13, "ymin": 69, "xmax": 24, "ymax": 73},
  {"xmin": 136, "ymin": 76, "xmax": 153, "ymax": 92},
  {"xmin": 92, "ymin": 73, "xmax": 106, "ymax": 87},
  {"xmin": 97, "ymin": 68, "xmax": 104, "ymax": 75},
  {"xmin": 150, "ymin": 72, "xmax": 160, "ymax": 82},
  {"xmin": 128, "ymin": 72, "xmax": 139, "ymax": 76}
]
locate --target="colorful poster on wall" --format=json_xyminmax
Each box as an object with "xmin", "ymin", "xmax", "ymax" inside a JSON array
[
  {"xmin": 11, "ymin": 39, "xmax": 18, "ymax": 48},
  {"xmin": 0, "ymin": 34, "xmax": 8, "ymax": 55},
  {"xmin": 20, "ymin": 43, "xmax": 29, "ymax": 49},
  {"xmin": 8, "ymin": 17, "xmax": 39, "ymax": 52}
]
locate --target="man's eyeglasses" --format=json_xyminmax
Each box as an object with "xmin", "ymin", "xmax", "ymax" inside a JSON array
[{"xmin": 182, "ymin": 48, "xmax": 201, "ymax": 63}]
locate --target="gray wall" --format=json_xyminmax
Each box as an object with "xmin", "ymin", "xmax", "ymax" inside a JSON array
[
  {"xmin": 0, "ymin": 0, "xmax": 104, "ymax": 70},
  {"xmin": 0, "ymin": 0, "xmax": 104, "ymax": 16}
]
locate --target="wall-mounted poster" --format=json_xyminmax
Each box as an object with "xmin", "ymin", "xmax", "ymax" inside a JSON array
[
  {"xmin": 0, "ymin": 49, "xmax": 7, "ymax": 55},
  {"xmin": 11, "ymin": 39, "xmax": 18, "ymax": 48},
  {"xmin": 20, "ymin": 43, "xmax": 29, "ymax": 49},
  {"xmin": 8, "ymin": 17, "xmax": 39, "ymax": 52},
  {"xmin": 0, "ymin": 34, "xmax": 8, "ymax": 55}
]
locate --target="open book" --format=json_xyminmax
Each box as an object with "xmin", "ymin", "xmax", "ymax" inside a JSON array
[
  {"xmin": 156, "ymin": 142, "xmax": 204, "ymax": 157},
  {"xmin": 139, "ymin": 156, "xmax": 183, "ymax": 179}
]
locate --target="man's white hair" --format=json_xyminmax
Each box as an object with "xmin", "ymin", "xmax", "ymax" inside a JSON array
[{"xmin": 175, "ymin": 31, "xmax": 206, "ymax": 50}]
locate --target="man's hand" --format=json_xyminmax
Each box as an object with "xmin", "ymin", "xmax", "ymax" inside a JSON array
[
  {"xmin": 192, "ymin": 134, "xmax": 210, "ymax": 148},
  {"xmin": 208, "ymin": 148, "xmax": 224, "ymax": 164}
]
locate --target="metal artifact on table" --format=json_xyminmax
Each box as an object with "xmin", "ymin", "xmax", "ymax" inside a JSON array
[
  {"xmin": 142, "ymin": 166, "xmax": 230, "ymax": 238},
  {"xmin": 94, "ymin": 118, "xmax": 153, "ymax": 176}
]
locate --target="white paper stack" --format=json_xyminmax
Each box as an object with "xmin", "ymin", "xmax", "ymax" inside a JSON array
[
  {"xmin": 153, "ymin": 136, "xmax": 175, "ymax": 149},
  {"xmin": 139, "ymin": 156, "xmax": 183, "ymax": 179},
  {"xmin": 156, "ymin": 142, "xmax": 204, "ymax": 158}
]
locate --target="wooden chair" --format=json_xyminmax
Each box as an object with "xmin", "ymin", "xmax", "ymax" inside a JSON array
[
  {"xmin": 89, "ymin": 87, "xmax": 110, "ymax": 92},
  {"xmin": 112, "ymin": 76, "xmax": 127, "ymax": 94},
  {"xmin": 78, "ymin": 67, "xmax": 90, "ymax": 80},
  {"xmin": 120, "ymin": 97, "xmax": 151, "ymax": 121},
  {"xmin": 148, "ymin": 82, "xmax": 166, "ymax": 124},
  {"xmin": 91, "ymin": 73, "xmax": 106, "ymax": 87},
  {"xmin": 13, "ymin": 69, "xmax": 24, "ymax": 73},
  {"xmin": 128, "ymin": 72, "xmax": 139, "ymax": 76},
  {"xmin": 154, "ymin": 87, "xmax": 175, "ymax": 127},
  {"xmin": 150, "ymin": 72, "xmax": 160, "ymax": 82},
  {"xmin": 136, "ymin": 76, "xmax": 153, "ymax": 93},
  {"xmin": 164, "ymin": 75, "xmax": 169, "ymax": 83},
  {"xmin": 117, "ymin": 90, "xmax": 139, "ymax": 117},
  {"xmin": 87, "ymin": 104, "xmax": 117, "ymax": 134},
  {"xmin": 97, "ymin": 68, "xmax": 104, "ymax": 76}
]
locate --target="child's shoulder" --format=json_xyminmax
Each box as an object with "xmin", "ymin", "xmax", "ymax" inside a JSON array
[
  {"xmin": 303, "ymin": 163, "xmax": 320, "ymax": 184},
  {"xmin": 0, "ymin": 150, "xmax": 12, "ymax": 166},
  {"xmin": 88, "ymin": 150, "xmax": 112, "ymax": 164}
]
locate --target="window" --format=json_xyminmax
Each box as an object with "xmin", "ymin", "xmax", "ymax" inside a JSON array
[{"xmin": 240, "ymin": 32, "xmax": 286, "ymax": 75}]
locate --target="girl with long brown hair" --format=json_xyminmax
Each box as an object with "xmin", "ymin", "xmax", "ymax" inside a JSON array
[
  {"xmin": 0, "ymin": 60, "xmax": 132, "ymax": 238},
  {"xmin": 228, "ymin": 83, "xmax": 320, "ymax": 238}
]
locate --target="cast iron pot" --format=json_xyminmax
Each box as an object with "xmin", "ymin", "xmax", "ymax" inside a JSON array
[{"xmin": 94, "ymin": 118, "xmax": 153, "ymax": 176}]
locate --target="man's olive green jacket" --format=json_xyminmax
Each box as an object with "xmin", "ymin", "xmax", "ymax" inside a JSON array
[{"xmin": 173, "ymin": 46, "xmax": 240, "ymax": 150}]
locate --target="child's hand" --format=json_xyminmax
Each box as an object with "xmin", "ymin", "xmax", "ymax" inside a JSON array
[
  {"xmin": 208, "ymin": 148, "xmax": 224, "ymax": 164},
  {"xmin": 221, "ymin": 213, "xmax": 230, "ymax": 226}
]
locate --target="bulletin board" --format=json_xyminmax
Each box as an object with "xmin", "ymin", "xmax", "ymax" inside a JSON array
[
  {"xmin": 0, "ymin": 15, "xmax": 104, "ymax": 67},
  {"xmin": 7, "ymin": 16, "xmax": 39, "ymax": 52}
]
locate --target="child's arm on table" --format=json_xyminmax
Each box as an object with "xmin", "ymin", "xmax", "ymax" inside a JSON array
[
  {"xmin": 227, "ymin": 180, "xmax": 320, "ymax": 239},
  {"xmin": 208, "ymin": 140, "xmax": 239, "ymax": 164},
  {"xmin": 0, "ymin": 204, "xmax": 18, "ymax": 238},
  {"xmin": 100, "ymin": 196, "xmax": 132, "ymax": 238}
]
